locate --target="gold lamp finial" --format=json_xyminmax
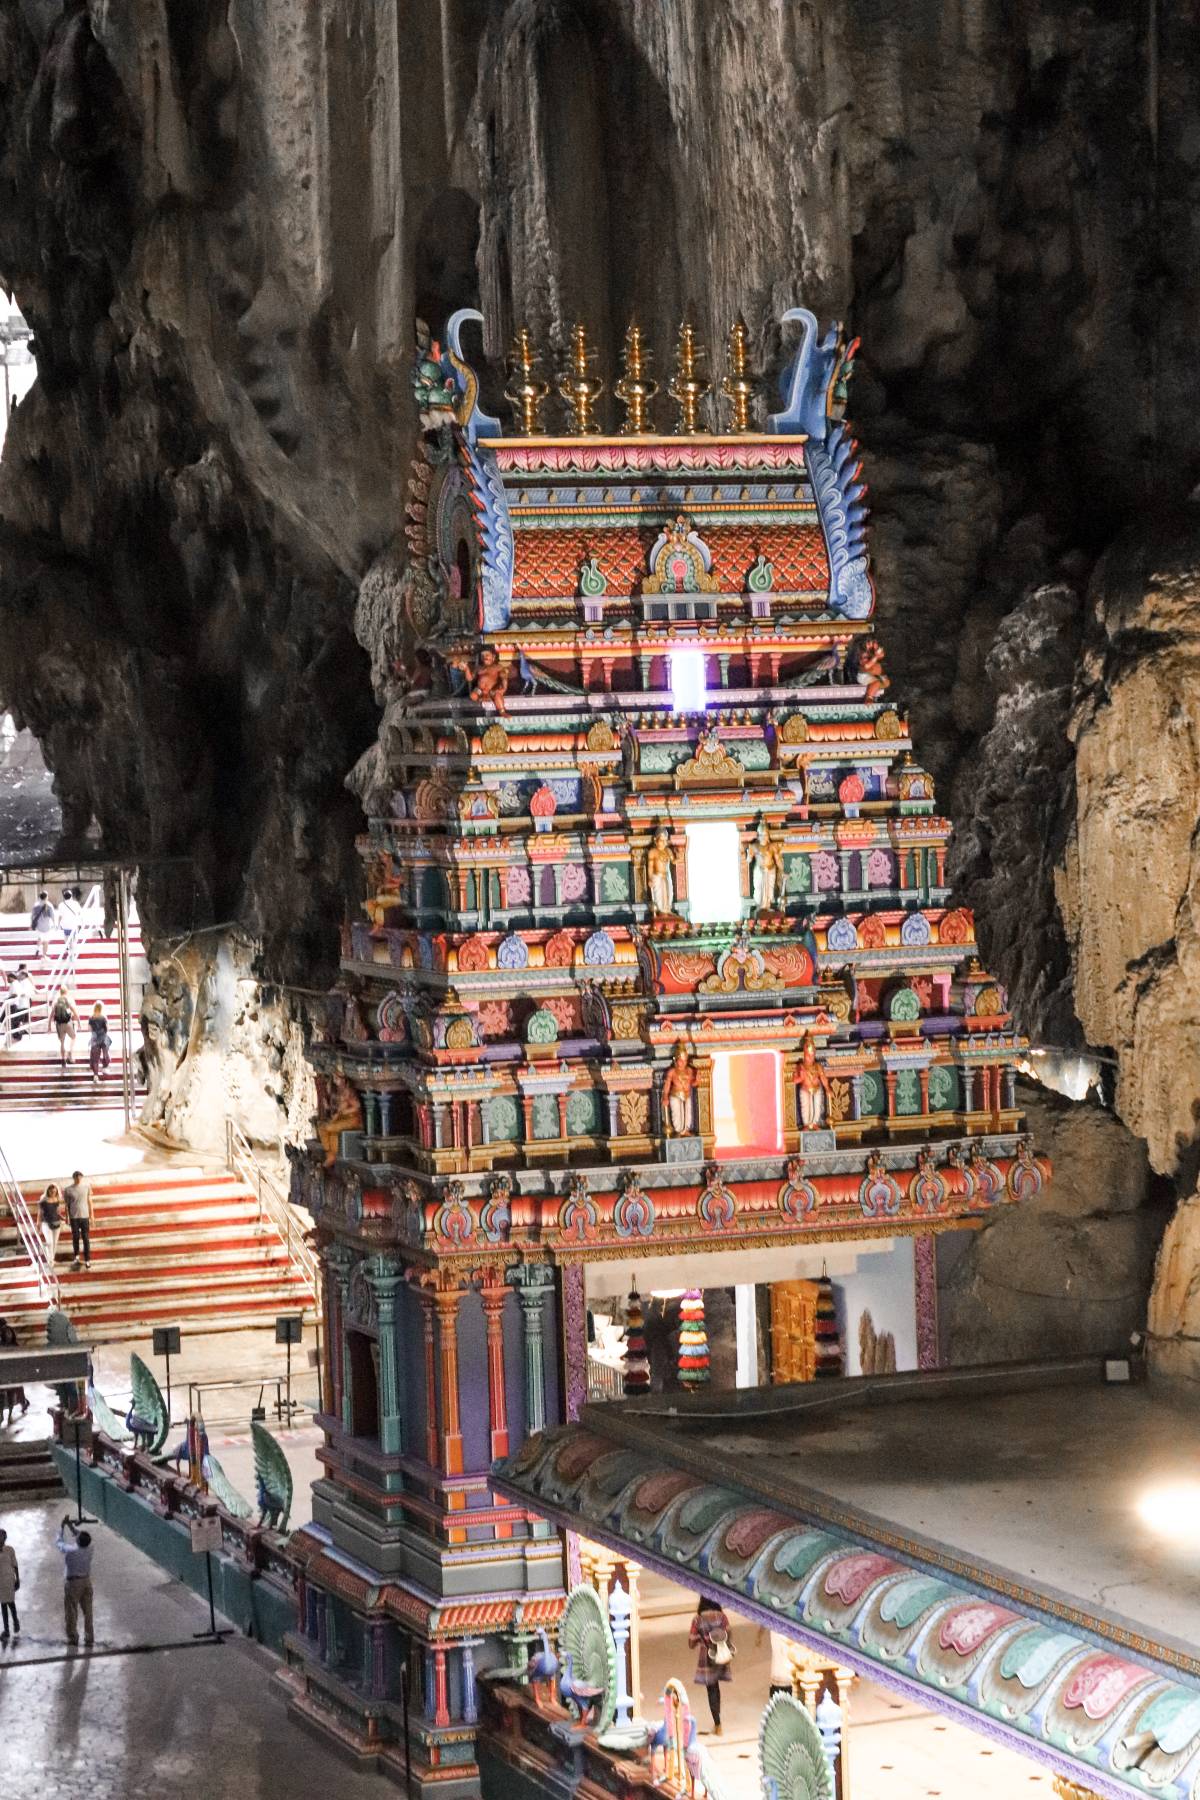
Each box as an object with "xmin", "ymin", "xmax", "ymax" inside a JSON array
[
  {"xmin": 558, "ymin": 323, "xmax": 605, "ymax": 435},
  {"xmin": 668, "ymin": 317, "xmax": 710, "ymax": 434},
  {"xmin": 614, "ymin": 321, "xmax": 657, "ymax": 434},
  {"xmin": 721, "ymin": 316, "xmax": 754, "ymax": 433},
  {"xmin": 504, "ymin": 326, "xmax": 549, "ymax": 435}
]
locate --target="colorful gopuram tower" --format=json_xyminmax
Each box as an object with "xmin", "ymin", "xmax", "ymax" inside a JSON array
[{"xmin": 281, "ymin": 305, "xmax": 1049, "ymax": 1792}]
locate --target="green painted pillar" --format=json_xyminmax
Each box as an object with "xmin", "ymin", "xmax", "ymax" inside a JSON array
[
  {"xmin": 368, "ymin": 1255, "xmax": 404, "ymax": 1455},
  {"xmin": 509, "ymin": 1263, "xmax": 554, "ymax": 1438}
]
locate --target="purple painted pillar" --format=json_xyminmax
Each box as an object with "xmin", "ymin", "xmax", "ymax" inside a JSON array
[{"xmin": 913, "ymin": 1233, "xmax": 939, "ymax": 1369}]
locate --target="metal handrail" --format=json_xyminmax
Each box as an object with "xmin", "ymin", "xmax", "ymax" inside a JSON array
[
  {"xmin": 0, "ymin": 1139, "xmax": 58, "ymax": 1305},
  {"xmin": 225, "ymin": 1116, "xmax": 321, "ymax": 1306},
  {"xmin": 37, "ymin": 881, "xmax": 104, "ymax": 1031}
]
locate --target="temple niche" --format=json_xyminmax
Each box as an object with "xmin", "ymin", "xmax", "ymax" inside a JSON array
[{"xmin": 284, "ymin": 305, "xmax": 1048, "ymax": 1790}]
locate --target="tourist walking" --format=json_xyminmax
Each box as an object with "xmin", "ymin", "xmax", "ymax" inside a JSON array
[
  {"xmin": 39, "ymin": 1182, "xmax": 64, "ymax": 1265},
  {"xmin": 30, "ymin": 889, "xmax": 55, "ymax": 967},
  {"xmin": 87, "ymin": 1002, "xmax": 111, "ymax": 1082},
  {"xmin": 0, "ymin": 1317, "xmax": 28, "ymax": 1424},
  {"xmin": 56, "ymin": 1516, "xmax": 95, "ymax": 1648},
  {"xmin": 8, "ymin": 964, "xmax": 33, "ymax": 1041},
  {"xmin": 52, "ymin": 987, "xmax": 79, "ymax": 1067},
  {"xmin": 689, "ymin": 1594, "xmax": 735, "ymax": 1736},
  {"xmin": 0, "ymin": 1528, "xmax": 19, "ymax": 1641},
  {"xmin": 64, "ymin": 1170, "xmax": 93, "ymax": 1269},
  {"xmin": 58, "ymin": 886, "xmax": 82, "ymax": 948}
]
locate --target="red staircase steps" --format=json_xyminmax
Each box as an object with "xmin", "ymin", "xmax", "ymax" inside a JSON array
[
  {"xmin": 0, "ymin": 921, "xmax": 144, "ymax": 1014},
  {"xmin": 0, "ymin": 1049, "xmax": 145, "ymax": 1112},
  {"xmin": 0, "ymin": 1167, "xmax": 315, "ymax": 1341}
]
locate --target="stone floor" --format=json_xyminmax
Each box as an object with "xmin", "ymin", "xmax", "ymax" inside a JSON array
[{"xmin": 0, "ymin": 1495, "xmax": 385, "ymax": 1800}]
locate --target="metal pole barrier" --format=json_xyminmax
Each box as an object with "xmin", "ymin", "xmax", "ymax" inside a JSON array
[{"xmin": 116, "ymin": 868, "xmax": 133, "ymax": 1134}]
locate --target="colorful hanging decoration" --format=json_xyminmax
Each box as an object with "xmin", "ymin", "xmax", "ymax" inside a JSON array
[
  {"xmin": 813, "ymin": 1268, "xmax": 843, "ymax": 1378},
  {"xmin": 623, "ymin": 1286, "xmax": 651, "ymax": 1394},
  {"xmin": 677, "ymin": 1288, "xmax": 710, "ymax": 1387}
]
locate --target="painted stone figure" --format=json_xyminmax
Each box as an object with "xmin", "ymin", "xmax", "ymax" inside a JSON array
[
  {"xmin": 748, "ymin": 817, "xmax": 785, "ymax": 913},
  {"xmin": 662, "ymin": 1041, "xmax": 697, "ymax": 1137},
  {"xmin": 646, "ymin": 825, "xmax": 675, "ymax": 916},
  {"xmin": 316, "ymin": 1073, "xmax": 363, "ymax": 1168},
  {"xmin": 796, "ymin": 1032, "xmax": 833, "ymax": 1130}
]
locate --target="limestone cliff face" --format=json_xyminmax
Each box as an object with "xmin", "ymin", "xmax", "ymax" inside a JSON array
[{"xmin": 0, "ymin": 1, "xmax": 1193, "ymax": 1350}]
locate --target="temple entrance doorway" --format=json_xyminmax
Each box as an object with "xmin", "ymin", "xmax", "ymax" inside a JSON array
[{"xmin": 345, "ymin": 1328, "xmax": 379, "ymax": 1441}]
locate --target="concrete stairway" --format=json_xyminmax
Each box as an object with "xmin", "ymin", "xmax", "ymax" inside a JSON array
[
  {"xmin": 0, "ymin": 1167, "xmax": 316, "ymax": 1342},
  {"xmin": 0, "ymin": 911, "xmax": 147, "ymax": 1112}
]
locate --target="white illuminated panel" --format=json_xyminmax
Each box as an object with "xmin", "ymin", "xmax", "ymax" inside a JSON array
[
  {"xmin": 669, "ymin": 649, "xmax": 707, "ymax": 712},
  {"xmin": 685, "ymin": 820, "xmax": 742, "ymax": 924}
]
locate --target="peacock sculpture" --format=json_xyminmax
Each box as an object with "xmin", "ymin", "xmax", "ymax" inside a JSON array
[
  {"xmin": 251, "ymin": 1420, "xmax": 293, "ymax": 1532},
  {"xmin": 759, "ymin": 1692, "xmax": 835, "ymax": 1800},
  {"xmin": 552, "ymin": 1583, "xmax": 618, "ymax": 1739},
  {"xmin": 527, "ymin": 1627, "xmax": 559, "ymax": 1706},
  {"xmin": 89, "ymin": 1383, "xmax": 130, "ymax": 1443},
  {"xmin": 125, "ymin": 1352, "xmax": 169, "ymax": 1456},
  {"xmin": 167, "ymin": 1416, "xmax": 253, "ymax": 1519}
]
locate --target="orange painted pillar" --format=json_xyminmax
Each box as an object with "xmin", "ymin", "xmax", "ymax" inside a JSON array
[
  {"xmin": 434, "ymin": 1288, "xmax": 464, "ymax": 1475},
  {"xmin": 480, "ymin": 1283, "xmax": 511, "ymax": 1462}
]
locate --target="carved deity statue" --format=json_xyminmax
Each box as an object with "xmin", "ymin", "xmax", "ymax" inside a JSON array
[
  {"xmin": 646, "ymin": 824, "xmax": 675, "ymax": 915},
  {"xmin": 316, "ymin": 1073, "xmax": 363, "ymax": 1169},
  {"xmin": 661, "ymin": 1040, "xmax": 696, "ymax": 1137},
  {"xmin": 748, "ymin": 817, "xmax": 785, "ymax": 913},
  {"xmin": 795, "ymin": 1031, "xmax": 833, "ymax": 1130}
]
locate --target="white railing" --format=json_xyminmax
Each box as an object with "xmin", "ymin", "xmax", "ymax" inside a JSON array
[
  {"xmin": 225, "ymin": 1116, "xmax": 321, "ymax": 1307},
  {"xmin": 37, "ymin": 882, "xmax": 104, "ymax": 1031},
  {"xmin": 0, "ymin": 1138, "xmax": 57, "ymax": 1305}
]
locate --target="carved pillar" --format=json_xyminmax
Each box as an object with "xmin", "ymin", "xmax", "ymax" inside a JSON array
[
  {"xmin": 423, "ymin": 1648, "xmax": 437, "ymax": 1718},
  {"xmin": 961, "ymin": 1065, "xmax": 976, "ymax": 1113},
  {"xmin": 433, "ymin": 1287, "xmax": 464, "ymax": 1475},
  {"xmin": 510, "ymin": 1264, "xmax": 554, "ymax": 1434},
  {"xmin": 913, "ymin": 1233, "xmax": 939, "ymax": 1370},
  {"xmin": 560, "ymin": 1260, "xmax": 588, "ymax": 1423},
  {"xmin": 1003, "ymin": 1066, "xmax": 1017, "ymax": 1109},
  {"xmin": 420, "ymin": 1289, "xmax": 439, "ymax": 1468},
  {"xmin": 325, "ymin": 1244, "xmax": 354, "ymax": 1429},
  {"xmin": 368, "ymin": 1259, "xmax": 404, "ymax": 1456},
  {"xmin": 918, "ymin": 1067, "xmax": 930, "ymax": 1114},
  {"xmin": 433, "ymin": 1647, "xmax": 451, "ymax": 1726},
  {"xmin": 315, "ymin": 1591, "xmax": 329, "ymax": 1661},
  {"xmin": 480, "ymin": 1279, "xmax": 511, "ymax": 1462},
  {"xmin": 883, "ymin": 1069, "xmax": 897, "ymax": 1119},
  {"xmin": 378, "ymin": 1091, "xmax": 394, "ymax": 1136},
  {"xmin": 461, "ymin": 1639, "xmax": 481, "ymax": 1725},
  {"xmin": 625, "ymin": 1558, "xmax": 644, "ymax": 1716},
  {"xmin": 368, "ymin": 1620, "xmax": 387, "ymax": 1698}
]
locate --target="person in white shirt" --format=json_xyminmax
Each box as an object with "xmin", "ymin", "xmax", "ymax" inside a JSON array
[
  {"xmin": 56, "ymin": 1516, "xmax": 95, "ymax": 1647},
  {"xmin": 8, "ymin": 964, "xmax": 33, "ymax": 1041},
  {"xmin": 29, "ymin": 890, "xmax": 55, "ymax": 966},
  {"xmin": 57, "ymin": 886, "xmax": 82, "ymax": 947}
]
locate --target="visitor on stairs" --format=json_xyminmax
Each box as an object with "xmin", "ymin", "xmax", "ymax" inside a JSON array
[
  {"xmin": 58, "ymin": 886, "xmax": 82, "ymax": 948},
  {"xmin": 30, "ymin": 889, "xmax": 55, "ymax": 967},
  {"xmin": 87, "ymin": 1003, "xmax": 111, "ymax": 1082},
  {"xmin": 40, "ymin": 1183, "xmax": 64, "ymax": 1264},
  {"xmin": 8, "ymin": 965, "xmax": 33, "ymax": 1042},
  {"xmin": 0, "ymin": 1528, "xmax": 20, "ymax": 1641},
  {"xmin": 64, "ymin": 1171, "xmax": 93, "ymax": 1269},
  {"xmin": 53, "ymin": 987, "xmax": 79, "ymax": 1067},
  {"xmin": 56, "ymin": 1516, "xmax": 95, "ymax": 1649},
  {"xmin": 0, "ymin": 1317, "xmax": 29, "ymax": 1424}
]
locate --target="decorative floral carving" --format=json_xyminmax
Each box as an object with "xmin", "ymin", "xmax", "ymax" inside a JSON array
[
  {"xmin": 619, "ymin": 1091, "xmax": 650, "ymax": 1136},
  {"xmin": 544, "ymin": 929, "xmax": 575, "ymax": 966},
  {"xmin": 457, "ymin": 935, "xmax": 490, "ymax": 973}
]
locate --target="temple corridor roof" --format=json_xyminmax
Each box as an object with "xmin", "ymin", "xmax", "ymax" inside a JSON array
[{"xmin": 493, "ymin": 1363, "xmax": 1200, "ymax": 1800}]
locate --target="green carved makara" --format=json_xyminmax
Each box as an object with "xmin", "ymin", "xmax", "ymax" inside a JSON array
[{"xmin": 759, "ymin": 1693, "xmax": 834, "ymax": 1800}]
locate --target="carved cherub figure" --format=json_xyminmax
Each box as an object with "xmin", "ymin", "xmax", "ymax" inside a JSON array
[
  {"xmin": 854, "ymin": 638, "xmax": 889, "ymax": 701},
  {"xmin": 470, "ymin": 646, "xmax": 509, "ymax": 713}
]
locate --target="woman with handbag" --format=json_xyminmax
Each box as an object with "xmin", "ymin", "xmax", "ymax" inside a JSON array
[
  {"xmin": 0, "ymin": 1527, "xmax": 19, "ymax": 1640},
  {"xmin": 689, "ymin": 1593, "xmax": 734, "ymax": 1736}
]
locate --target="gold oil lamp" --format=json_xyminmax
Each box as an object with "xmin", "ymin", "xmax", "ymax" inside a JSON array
[
  {"xmin": 558, "ymin": 323, "xmax": 605, "ymax": 434},
  {"xmin": 614, "ymin": 321, "xmax": 658, "ymax": 434},
  {"xmin": 668, "ymin": 318, "xmax": 710, "ymax": 434},
  {"xmin": 504, "ymin": 326, "xmax": 549, "ymax": 435},
  {"xmin": 721, "ymin": 316, "xmax": 754, "ymax": 432}
]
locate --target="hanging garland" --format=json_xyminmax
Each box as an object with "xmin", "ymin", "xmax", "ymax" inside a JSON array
[
  {"xmin": 678, "ymin": 1288, "xmax": 710, "ymax": 1387},
  {"xmin": 623, "ymin": 1285, "xmax": 651, "ymax": 1394},
  {"xmin": 813, "ymin": 1267, "xmax": 843, "ymax": 1378}
]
